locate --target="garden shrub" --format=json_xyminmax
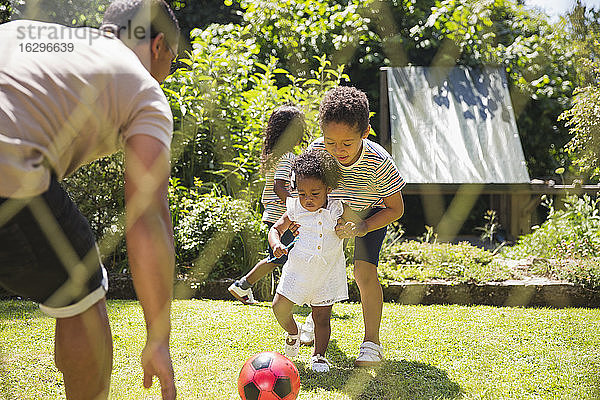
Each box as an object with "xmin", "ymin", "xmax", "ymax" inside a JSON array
[
  {"xmin": 170, "ymin": 178, "xmax": 265, "ymax": 281},
  {"xmin": 499, "ymin": 193, "xmax": 600, "ymax": 289},
  {"xmin": 558, "ymin": 258, "xmax": 600, "ymax": 289},
  {"xmin": 163, "ymin": 23, "xmax": 347, "ymax": 198},
  {"xmin": 63, "ymin": 153, "xmax": 128, "ymax": 272},
  {"xmin": 378, "ymin": 240, "xmax": 512, "ymax": 283},
  {"xmin": 501, "ymin": 194, "xmax": 600, "ymax": 260}
]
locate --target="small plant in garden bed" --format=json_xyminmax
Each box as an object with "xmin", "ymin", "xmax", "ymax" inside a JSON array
[
  {"xmin": 501, "ymin": 194, "xmax": 600, "ymax": 260},
  {"xmin": 499, "ymin": 193, "xmax": 600, "ymax": 289},
  {"xmin": 518, "ymin": 257, "xmax": 600, "ymax": 290},
  {"xmin": 377, "ymin": 240, "xmax": 514, "ymax": 284}
]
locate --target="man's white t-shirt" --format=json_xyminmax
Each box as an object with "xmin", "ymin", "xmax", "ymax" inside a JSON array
[{"xmin": 0, "ymin": 20, "xmax": 173, "ymax": 198}]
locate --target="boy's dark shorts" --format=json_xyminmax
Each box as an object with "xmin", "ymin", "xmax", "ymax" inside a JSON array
[
  {"xmin": 0, "ymin": 176, "xmax": 107, "ymax": 318},
  {"xmin": 264, "ymin": 221, "xmax": 295, "ymax": 265},
  {"xmin": 353, "ymin": 208, "xmax": 387, "ymax": 267}
]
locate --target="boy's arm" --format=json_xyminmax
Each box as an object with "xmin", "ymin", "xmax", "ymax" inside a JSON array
[
  {"xmin": 273, "ymin": 178, "xmax": 292, "ymax": 203},
  {"xmin": 336, "ymin": 192, "xmax": 404, "ymax": 238},
  {"xmin": 340, "ymin": 202, "xmax": 361, "ymax": 224},
  {"xmin": 363, "ymin": 191, "xmax": 404, "ymax": 233}
]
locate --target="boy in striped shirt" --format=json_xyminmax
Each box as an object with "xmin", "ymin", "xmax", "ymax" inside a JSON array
[{"xmin": 308, "ymin": 86, "xmax": 405, "ymax": 367}]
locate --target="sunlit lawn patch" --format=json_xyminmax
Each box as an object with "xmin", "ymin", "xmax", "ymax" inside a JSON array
[{"xmin": 1, "ymin": 300, "xmax": 599, "ymax": 399}]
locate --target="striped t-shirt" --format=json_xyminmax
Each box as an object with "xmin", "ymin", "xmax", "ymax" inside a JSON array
[
  {"xmin": 261, "ymin": 152, "xmax": 294, "ymax": 223},
  {"xmin": 309, "ymin": 138, "xmax": 405, "ymax": 211}
]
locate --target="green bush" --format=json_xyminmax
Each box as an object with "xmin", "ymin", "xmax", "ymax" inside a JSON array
[
  {"xmin": 63, "ymin": 153, "xmax": 128, "ymax": 272},
  {"xmin": 230, "ymin": 0, "xmax": 578, "ymax": 179},
  {"xmin": 501, "ymin": 194, "xmax": 600, "ymax": 260},
  {"xmin": 378, "ymin": 240, "xmax": 512, "ymax": 283},
  {"xmin": 170, "ymin": 178, "xmax": 265, "ymax": 281},
  {"xmin": 163, "ymin": 23, "xmax": 347, "ymax": 197},
  {"xmin": 559, "ymin": 258, "xmax": 600, "ymax": 289},
  {"xmin": 497, "ymin": 193, "xmax": 600, "ymax": 289}
]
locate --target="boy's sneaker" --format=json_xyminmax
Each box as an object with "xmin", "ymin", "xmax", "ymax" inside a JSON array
[
  {"xmin": 228, "ymin": 281, "xmax": 258, "ymax": 304},
  {"xmin": 300, "ymin": 312, "xmax": 314, "ymax": 346},
  {"xmin": 310, "ymin": 354, "xmax": 331, "ymax": 373},
  {"xmin": 354, "ymin": 341, "xmax": 384, "ymax": 367},
  {"xmin": 284, "ymin": 322, "xmax": 302, "ymax": 359}
]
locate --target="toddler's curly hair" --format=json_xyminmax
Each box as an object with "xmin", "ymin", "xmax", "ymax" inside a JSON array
[
  {"xmin": 319, "ymin": 86, "xmax": 369, "ymax": 134},
  {"xmin": 292, "ymin": 149, "xmax": 341, "ymax": 189}
]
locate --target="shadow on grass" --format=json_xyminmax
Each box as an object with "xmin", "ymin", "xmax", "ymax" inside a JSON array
[
  {"xmin": 233, "ymin": 302, "xmax": 353, "ymax": 321},
  {"xmin": 296, "ymin": 339, "xmax": 462, "ymax": 400},
  {"xmin": 292, "ymin": 305, "xmax": 352, "ymax": 321},
  {"xmin": 0, "ymin": 300, "xmax": 40, "ymax": 320}
]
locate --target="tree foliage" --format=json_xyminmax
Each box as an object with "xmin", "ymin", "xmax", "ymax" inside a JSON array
[
  {"xmin": 162, "ymin": 22, "xmax": 348, "ymax": 199},
  {"xmin": 559, "ymin": 2, "xmax": 600, "ymax": 178},
  {"xmin": 0, "ymin": 0, "xmax": 16, "ymax": 23},
  {"xmin": 224, "ymin": 0, "xmax": 577, "ymax": 179},
  {"xmin": 10, "ymin": 0, "xmax": 109, "ymax": 27}
]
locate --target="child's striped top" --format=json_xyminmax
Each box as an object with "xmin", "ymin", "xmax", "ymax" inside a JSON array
[
  {"xmin": 261, "ymin": 152, "xmax": 294, "ymax": 223},
  {"xmin": 310, "ymin": 138, "xmax": 405, "ymax": 211}
]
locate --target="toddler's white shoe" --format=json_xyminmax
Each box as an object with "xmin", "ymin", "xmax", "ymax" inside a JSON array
[
  {"xmin": 228, "ymin": 281, "xmax": 258, "ymax": 304},
  {"xmin": 300, "ymin": 312, "xmax": 314, "ymax": 346},
  {"xmin": 354, "ymin": 341, "xmax": 384, "ymax": 367},
  {"xmin": 310, "ymin": 354, "xmax": 331, "ymax": 373},
  {"xmin": 284, "ymin": 322, "xmax": 302, "ymax": 358}
]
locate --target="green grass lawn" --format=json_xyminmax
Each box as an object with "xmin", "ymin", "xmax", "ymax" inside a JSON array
[{"xmin": 1, "ymin": 299, "xmax": 600, "ymax": 399}]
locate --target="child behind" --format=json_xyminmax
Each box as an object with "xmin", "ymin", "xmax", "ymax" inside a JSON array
[
  {"xmin": 228, "ymin": 105, "xmax": 306, "ymax": 304},
  {"xmin": 270, "ymin": 149, "xmax": 355, "ymax": 373}
]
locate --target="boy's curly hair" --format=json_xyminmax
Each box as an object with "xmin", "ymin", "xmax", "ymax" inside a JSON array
[
  {"xmin": 261, "ymin": 105, "xmax": 307, "ymax": 172},
  {"xmin": 292, "ymin": 149, "xmax": 341, "ymax": 189},
  {"xmin": 319, "ymin": 86, "xmax": 369, "ymax": 134}
]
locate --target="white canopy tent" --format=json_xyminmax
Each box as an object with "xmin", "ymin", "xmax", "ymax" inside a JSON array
[
  {"xmin": 380, "ymin": 66, "xmax": 600, "ymax": 240},
  {"xmin": 385, "ymin": 66, "xmax": 529, "ymax": 184}
]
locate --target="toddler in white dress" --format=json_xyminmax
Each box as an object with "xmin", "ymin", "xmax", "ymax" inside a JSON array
[{"xmin": 269, "ymin": 149, "xmax": 359, "ymax": 373}]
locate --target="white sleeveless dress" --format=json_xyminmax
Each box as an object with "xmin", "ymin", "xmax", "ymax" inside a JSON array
[{"xmin": 276, "ymin": 197, "xmax": 349, "ymax": 306}]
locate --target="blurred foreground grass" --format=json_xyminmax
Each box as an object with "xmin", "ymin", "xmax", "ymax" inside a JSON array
[{"xmin": 1, "ymin": 299, "xmax": 599, "ymax": 399}]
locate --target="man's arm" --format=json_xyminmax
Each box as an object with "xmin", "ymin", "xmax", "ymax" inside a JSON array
[{"xmin": 124, "ymin": 134, "xmax": 176, "ymax": 400}]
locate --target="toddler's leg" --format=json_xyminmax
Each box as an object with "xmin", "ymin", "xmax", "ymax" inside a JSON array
[
  {"xmin": 310, "ymin": 305, "xmax": 333, "ymax": 372},
  {"xmin": 272, "ymin": 294, "xmax": 301, "ymax": 358},
  {"xmin": 272, "ymin": 293, "xmax": 297, "ymax": 334},
  {"xmin": 311, "ymin": 305, "xmax": 332, "ymax": 357}
]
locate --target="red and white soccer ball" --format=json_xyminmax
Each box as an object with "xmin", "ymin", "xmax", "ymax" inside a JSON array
[{"xmin": 238, "ymin": 351, "xmax": 300, "ymax": 400}]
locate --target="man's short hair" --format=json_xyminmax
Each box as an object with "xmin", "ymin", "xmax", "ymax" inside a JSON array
[
  {"xmin": 101, "ymin": 0, "xmax": 179, "ymax": 49},
  {"xmin": 319, "ymin": 86, "xmax": 370, "ymax": 134}
]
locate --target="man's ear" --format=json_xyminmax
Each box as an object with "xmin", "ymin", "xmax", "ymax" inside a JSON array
[{"xmin": 150, "ymin": 32, "xmax": 165, "ymax": 60}]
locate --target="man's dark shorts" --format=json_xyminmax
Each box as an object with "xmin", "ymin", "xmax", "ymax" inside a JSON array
[
  {"xmin": 0, "ymin": 177, "xmax": 107, "ymax": 318},
  {"xmin": 354, "ymin": 208, "xmax": 387, "ymax": 267},
  {"xmin": 264, "ymin": 221, "xmax": 295, "ymax": 265}
]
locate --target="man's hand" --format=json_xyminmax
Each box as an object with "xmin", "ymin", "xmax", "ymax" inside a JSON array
[
  {"xmin": 335, "ymin": 219, "xmax": 368, "ymax": 239},
  {"xmin": 142, "ymin": 340, "xmax": 176, "ymax": 400}
]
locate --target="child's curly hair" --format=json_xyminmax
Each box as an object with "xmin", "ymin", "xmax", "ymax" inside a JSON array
[
  {"xmin": 318, "ymin": 86, "xmax": 369, "ymax": 134},
  {"xmin": 292, "ymin": 149, "xmax": 341, "ymax": 189},
  {"xmin": 261, "ymin": 105, "xmax": 307, "ymax": 172}
]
